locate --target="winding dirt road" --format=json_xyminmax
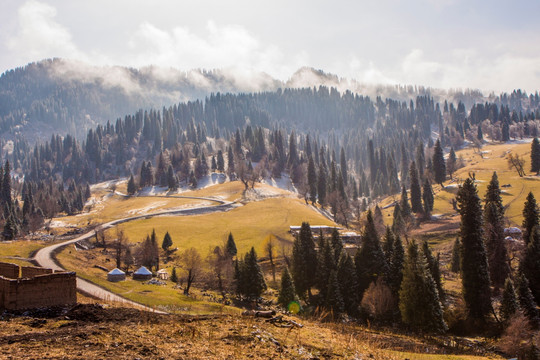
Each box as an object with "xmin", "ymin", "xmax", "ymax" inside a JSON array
[{"xmin": 34, "ymin": 195, "xmax": 236, "ymax": 313}]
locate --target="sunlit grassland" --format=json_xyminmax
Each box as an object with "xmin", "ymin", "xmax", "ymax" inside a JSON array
[
  {"xmin": 113, "ymin": 196, "xmax": 336, "ymax": 256},
  {"xmin": 57, "ymin": 243, "xmax": 239, "ymax": 314},
  {"xmin": 0, "ymin": 240, "xmax": 46, "ymax": 266}
]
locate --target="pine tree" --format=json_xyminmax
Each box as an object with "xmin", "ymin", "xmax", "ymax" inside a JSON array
[
  {"xmin": 277, "ymin": 267, "xmax": 299, "ymax": 309},
  {"xmin": 399, "ymin": 240, "xmax": 447, "ymax": 333},
  {"xmin": 217, "ymin": 150, "xmax": 225, "ymax": 172},
  {"xmin": 522, "ymin": 226, "xmax": 540, "ymax": 303},
  {"xmin": 530, "ymin": 137, "xmax": 540, "ymax": 174},
  {"xmin": 447, "ymin": 147, "xmax": 457, "ymax": 180},
  {"xmin": 516, "ymin": 271, "xmax": 540, "ymax": 327},
  {"xmin": 355, "ymin": 210, "xmax": 388, "ymax": 298},
  {"xmin": 457, "ymin": 177, "xmax": 492, "ymax": 321},
  {"xmin": 422, "ymin": 178, "xmax": 434, "ymax": 216},
  {"xmin": 433, "ymin": 139, "xmax": 446, "ymax": 187},
  {"xmin": 167, "ymin": 164, "xmax": 177, "ymax": 190},
  {"xmin": 292, "ymin": 222, "xmax": 318, "ymax": 299},
  {"xmin": 127, "ymin": 174, "xmax": 136, "ymax": 195},
  {"xmin": 1, "ymin": 160, "xmax": 12, "ymax": 208},
  {"xmin": 400, "ymin": 186, "xmax": 411, "ymax": 217},
  {"xmin": 382, "ymin": 227, "xmax": 395, "ymax": 267},
  {"xmin": 337, "ymin": 252, "xmax": 359, "ymax": 316},
  {"xmin": 170, "ymin": 267, "xmax": 178, "ymax": 283},
  {"xmin": 409, "ymin": 161, "xmax": 423, "ymax": 213},
  {"xmin": 325, "ymin": 270, "xmax": 344, "ymax": 315},
  {"xmin": 330, "ymin": 227, "xmax": 342, "ymax": 264},
  {"xmin": 162, "ymin": 231, "xmax": 173, "ymax": 251},
  {"xmin": 317, "ymin": 161, "xmax": 327, "ymax": 206},
  {"xmin": 307, "ymin": 156, "xmax": 317, "ymax": 204},
  {"xmin": 422, "ymin": 241, "xmax": 444, "ymax": 301},
  {"xmin": 340, "ymin": 147, "xmax": 348, "ymax": 185},
  {"xmin": 522, "ymin": 192, "xmax": 539, "ymax": 246},
  {"xmin": 316, "ymin": 237, "xmax": 335, "ymax": 300},
  {"xmin": 484, "ymin": 172, "xmax": 509, "ymax": 289},
  {"xmin": 242, "ymin": 247, "xmax": 267, "ymax": 299},
  {"xmin": 225, "ymin": 232, "xmax": 237, "ymax": 258},
  {"xmin": 389, "ymin": 235, "xmax": 405, "ymax": 295},
  {"xmin": 500, "ymin": 277, "xmax": 518, "ymax": 323},
  {"xmin": 450, "ymin": 237, "xmax": 461, "ymax": 273}
]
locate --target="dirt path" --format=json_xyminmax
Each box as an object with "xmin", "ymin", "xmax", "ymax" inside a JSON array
[{"xmin": 34, "ymin": 196, "xmax": 236, "ymax": 313}]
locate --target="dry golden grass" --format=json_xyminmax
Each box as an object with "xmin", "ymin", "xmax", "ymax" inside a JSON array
[{"xmin": 0, "ymin": 240, "xmax": 46, "ymax": 266}]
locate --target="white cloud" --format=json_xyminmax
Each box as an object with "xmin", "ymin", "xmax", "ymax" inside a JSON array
[{"xmin": 7, "ymin": 0, "xmax": 85, "ymax": 64}]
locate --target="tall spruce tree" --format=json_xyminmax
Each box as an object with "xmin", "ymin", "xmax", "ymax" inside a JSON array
[
  {"xmin": 337, "ymin": 252, "xmax": 359, "ymax": 316},
  {"xmin": 241, "ymin": 247, "xmax": 267, "ymax": 299},
  {"xmin": 325, "ymin": 270, "xmax": 345, "ymax": 315},
  {"xmin": 316, "ymin": 237, "xmax": 336, "ymax": 301},
  {"xmin": 457, "ymin": 177, "xmax": 492, "ymax": 321},
  {"xmin": 483, "ymin": 172, "xmax": 509, "ymax": 289},
  {"xmin": 531, "ymin": 137, "xmax": 540, "ymax": 174},
  {"xmin": 307, "ymin": 156, "xmax": 317, "ymax": 204},
  {"xmin": 515, "ymin": 271, "xmax": 540, "ymax": 327},
  {"xmin": 400, "ymin": 186, "xmax": 411, "ymax": 217},
  {"xmin": 1, "ymin": 160, "xmax": 12, "ymax": 208},
  {"xmin": 422, "ymin": 241, "xmax": 444, "ymax": 301},
  {"xmin": 292, "ymin": 222, "xmax": 318, "ymax": 299},
  {"xmin": 447, "ymin": 147, "xmax": 457, "ymax": 180},
  {"xmin": 355, "ymin": 210, "xmax": 388, "ymax": 298},
  {"xmin": 522, "ymin": 192, "xmax": 539, "ymax": 246},
  {"xmin": 225, "ymin": 232, "xmax": 237, "ymax": 258},
  {"xmin": 433, "ymin": 139, "xmax": 446, "ymax": 187},
  {"xmin": 317, "ymin": 161, "xmax": 327, "ymax": 206},
  {"xmin": 522, "ymin": 226, "xmax": 540, "ymax": 303},
  {"xmin": 409, "ymin": 161, "xmax": 423, "ymax": 213},
  {"xmin": 127, "ymin": 174, "xmax": 136, "ymax": 195},
  {"xmin": 450, "ymin": 237, "xmax": 461, "ymax": 273},
  {"xmin": 500, "ymin": 277, "xmax": 519, "ymax": 323},
  {"xmin": 330, "ymin": 227, "xmax": 342, "ymax": 264},
  {"xmin": 399, "ymin": 240, "xmax": 447, "ymax": 333},
  {"xmin": 277, "ymin": 267, "xmax": 299, "ymax": 309},
  {"xmin": 422, "ymin": 178, "xmax": 434, "ymax": 215}
]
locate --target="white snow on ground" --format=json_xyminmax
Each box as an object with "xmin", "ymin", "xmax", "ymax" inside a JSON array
[
  {"xmin": 127, "ymin": 201, "xmax": 167, "ymax": 215},
  {"xmin": 261, "ymin": 174, "xmax": 297, "ymax": 193}
]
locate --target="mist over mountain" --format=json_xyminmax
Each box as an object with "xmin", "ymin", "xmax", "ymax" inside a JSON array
[{"xmin": 0, "ymin": 58, "xmax": 504, "ymax": 142}]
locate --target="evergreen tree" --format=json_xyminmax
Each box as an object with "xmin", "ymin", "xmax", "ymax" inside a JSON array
[
  {"xmin": 399, "ymin": 240, "xmax": 447, "ymax": 333},
  {"xmin": 447, "ymin": 147, "xmax": 457, "ymax": 179},
  {"xmin": 457, "ymin": 177, "xmax": 492, "ymax": 321},
  {"xmin": 389, "ymin": 235, "xmax": 405, "ymax": 295},
  {"xmin": 162, "ymin": 231, "xmax": 173, "ymax": 252},
  {"xmin": 422, "ymin": 241, "xmax": 444, "ymax": 301},
  {"xmin": 522, "ymin": 226, "xmax": 540, "ymax": 303},
  {"xmin": 317, "ymin": 161, "xmax": 327, "ymax": 206},
  {"xmin": 409, "ymin": 161, "xmax": 423, "ymax": 213},
  {"xmin": 484, "ymin": 172, "xmax": 509, "ymax": 289},
  {"xmin": 225, "ymin": 232, "xmax": 237, "ymax": 258},
  {"xmin": 522, "ymin": 192, "xmax": 539, "ymax": 246},
  {"xmin": 227, "ymin": 146, "xmax": 235, "ymax": 174},
  {"xmin": 400, "ymin": 185, "xmax": 411, "ymax": 217},
  {"xmin": 127, "ymin": 174, "xmax": 136, "ymax": 195},
  {"xmin": 325, "ymin": 270, "xmax": 345, "ymax": 315},
  {"xmin": 422, "ymin": 178, "xmax": 434, "ymax": 215},
  {"xmin": 307, "ymin": 156, "xmax": 317, "ymax": 204},
  {"xmin": 337, "ymin": 252, "xmax": 359, "ymax": 316},
  {"xmin": 450, "ymin": 237, "xmax": 461, "ymax": 273},
  {"xmin": 1, "ymin": 160, "xmax": 12, "ymax": 207},
  {"xmin": 167, "ymin": 164, "xmax": 177, "ymax": 190},
  {"xmin": 170, "ymin": 267, "xmax": 178, "ymax": 283},
  {"xmin": 330, "ymin": 227, "xmax": 342, "ymax": 264},
  {"xmin": 316, "ymin": 237, "xmax": 335, "ymax": 300},
  {"xmin": 382, "ymin": 227, "xmax": 395, "ymax": 267},
  {"xmin": 242, "ymin": 247, "xmax": 267, "ymax": 299},
  {"xmin": 355, "ymin": 210, "xmax": 388, "ymax": 298},
  {"xmin": 500, "ymin": 277, "xmax": 518, "ymax": 323},
  {"xmin": 277, "ymin": 267, "xmax": 299, "ymax": 309},
  {"xmin": 433, "ymin": 139, "xmax": 446, "ymax": 187},
  {"xmin": 531, "ymin": 137, "xmax": 540, "ymax": 174},
  {"xmin": 217, "ymin": 150, "xmax": 225, "ymax": 172},
  {"xmin": 340, "ymin": 147, "xmax": 347, "ymax": 185},
  {"xmin": 292, "ymin": 222, "xmax": 318, "ymax": 299},
  {"xmin": 516, "ymin": 271, "xmax": 540, "ymax": 327}
]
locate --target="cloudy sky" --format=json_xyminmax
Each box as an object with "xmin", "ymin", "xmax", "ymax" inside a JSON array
[{"xmin": 1, "ymin": 0, "xmax": 539, "ymax": 93}]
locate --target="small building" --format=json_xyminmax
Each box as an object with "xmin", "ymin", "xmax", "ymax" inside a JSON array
[
  {"xmin": 504, "ymin": 227, "xmax": 522, "ymax": 238},
  {"xmin": 157, "ymin": 269, "xmax": 169, "ymax": 280},
  {"xmin": 133, "ymin": 266, "xmax": 152, "ymax": 281},
  {"xmin": 107, "ymin": 268, "xmax": 126, "ymax": 282}
]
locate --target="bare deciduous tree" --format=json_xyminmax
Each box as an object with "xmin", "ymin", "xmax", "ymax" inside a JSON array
[{"xmin": 180, "ymin": 247, "xmax": 202, "ymax": 295}]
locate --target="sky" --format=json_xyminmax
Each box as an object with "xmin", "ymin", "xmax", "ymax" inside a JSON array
[{"xmin": 1, "ymin": 0, "xmax": 539, "ymax": 93}]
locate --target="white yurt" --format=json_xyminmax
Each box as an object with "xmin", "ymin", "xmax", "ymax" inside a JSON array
[
  {"xmin": 133, "ymin": 266, "xmax": 153, "ymax": 280},
  {"xmin": 107, "ymin": 268, "xmax": 126, "ymax": 282}
]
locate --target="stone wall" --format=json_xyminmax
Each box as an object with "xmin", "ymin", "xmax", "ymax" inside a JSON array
[
  {"xmin": 21, "ymin": 265, "xmax": 53, "ymax": 278},
  {"xmin": 0, "ymin": 262, "xmax": 20, "ymax": 279},
  {"xmin": 0, "ymin": 262, "xmax": 77, "ymax": 310}
]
